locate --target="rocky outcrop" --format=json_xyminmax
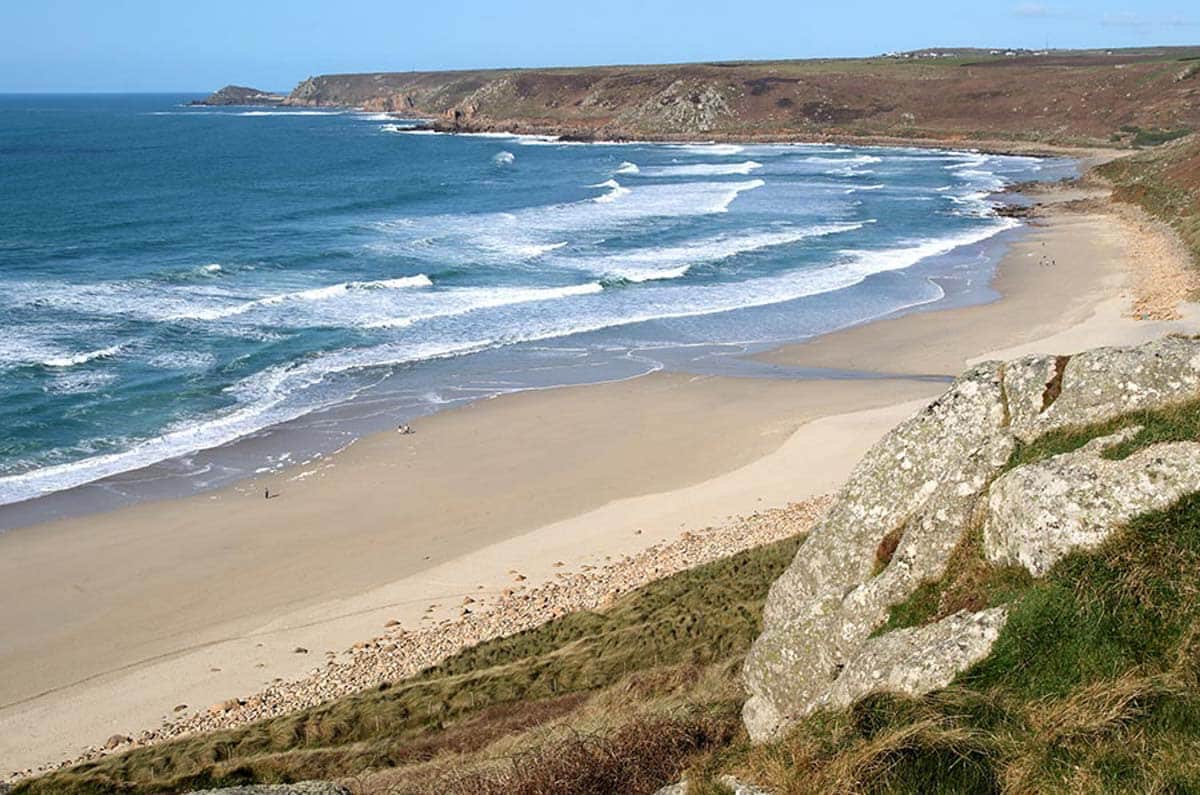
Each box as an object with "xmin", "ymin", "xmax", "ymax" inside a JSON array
[
  {"xmin": 985, "ymin": 430, "xmax": 1200, "ymax": 575},
  {"xmin": 187, "ymin": 783, "xmax": 349, "ymax": 795},
  {"xmin": 743, "ymin": 335, "xmax": 1200, "ymax": 742},
  {"xmin": 194, "ymin": 85, "xmax": 286, "ymax": 106}
]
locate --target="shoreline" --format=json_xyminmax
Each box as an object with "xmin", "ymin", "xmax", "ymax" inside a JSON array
[
  {"xmin": 4, "ymin": 172, "xmax": 1199, "ymax": 778},
  {"xmin": 0, "ymin": 136, "xmax": 1076, "ymax": 532},
  {"xmin": 193, "ymin": 97, "xmax": 1133, "ymax": 159}
]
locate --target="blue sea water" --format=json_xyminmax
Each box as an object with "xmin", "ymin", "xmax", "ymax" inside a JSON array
[{"xmin": 0, "ymin": 94, "xmax": 1074, "ymax": 515}]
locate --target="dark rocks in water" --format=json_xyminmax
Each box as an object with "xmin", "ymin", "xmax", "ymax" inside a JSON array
[
  {"xmin": 193, "ymin": 85, "xmax": 286, "ymax": 106},
  {"xmin": 995, "ymin": 202, "xmax": 1041, "ymax": 218}
]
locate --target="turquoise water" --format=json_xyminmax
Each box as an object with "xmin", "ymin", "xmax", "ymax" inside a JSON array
[{"xmin": 0, "ymin": 94, "xmax": 1073, "ymax": 511}]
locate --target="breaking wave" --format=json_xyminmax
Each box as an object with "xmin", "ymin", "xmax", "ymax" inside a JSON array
[{"xmin": 640, "ymin": 161, "xmax": 763, "ymax": 177}]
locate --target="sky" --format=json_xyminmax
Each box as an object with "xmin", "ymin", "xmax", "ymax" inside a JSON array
[{"xmin": 1, "ymin": 0, "xmax": 1198, "ymax": 92}]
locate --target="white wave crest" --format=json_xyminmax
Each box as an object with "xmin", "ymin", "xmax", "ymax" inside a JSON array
[
  {"xmin": 805, "ymin": 154, "xmax": 883, "ymax": 165},
  {"xmin": 42, "ymin": 344, "xmax": 124, "ymax": 368},
  {"xmin": 641, "ymin": 161, "xmax": 763, "ymax": 177},
  {"xmin": 577, "ymin": 222, "xmax": 869, "ymax": 283},
  {"xmin": 361, "ymin": 281, "xmax": 604, "ymax": 329},
  {"xmin": 615, "ymin": 161, "xmax": 640, "ymax": 175},
  {"xmin": 673, "ymin": 143, "xmax": 746, "ymax": 156},
  {"xmin": 591, "ymin": 179, "xmax": 632, "ymax": 203},
  {"xmin": 173, "ymin": 274, "xmax": 433, "ymax": 321}
]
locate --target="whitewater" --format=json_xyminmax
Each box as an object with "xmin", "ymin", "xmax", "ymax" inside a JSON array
[{"xmin": 0, "ymin": 95, "xmax": 1075, "ymax": 513}]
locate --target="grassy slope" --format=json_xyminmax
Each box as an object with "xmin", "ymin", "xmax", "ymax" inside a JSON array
[
  {"xmin": 1099, "ymin": 134, "xmax": 1200, "ymax": 269},
  {"xmin": 732, "ymin": 490, "xmax": 1200, "ymax": 794},
  {"xmin": 723, "ymin": 397, "xmax": 1200, "ymax": 794}
]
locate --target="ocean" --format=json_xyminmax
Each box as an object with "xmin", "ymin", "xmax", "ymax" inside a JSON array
[{"xmin": 0, "ymin": 94, "xmax": 1074, "ymax": 523}]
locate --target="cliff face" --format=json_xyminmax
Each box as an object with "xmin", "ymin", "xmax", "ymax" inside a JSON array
[
  {"xmin": 742, "ymin": 336, "xmax": 1200, "ymax": 742},
  {"xmin": 281, "ymin": 50, "xmax": 1200, "ymax": 145}
]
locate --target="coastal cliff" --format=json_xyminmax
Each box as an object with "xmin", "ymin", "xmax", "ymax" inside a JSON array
[{"xmin": 277, "ymin": 48, "xmax": 1200, "ymax": 147}]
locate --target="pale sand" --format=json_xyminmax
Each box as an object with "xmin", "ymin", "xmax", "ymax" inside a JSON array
[{"xmin": 2, "ymin": 184, "xmax": 1197, "ymax": 776}]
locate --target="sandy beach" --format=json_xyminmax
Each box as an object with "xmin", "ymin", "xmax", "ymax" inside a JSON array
[{"xmin": 2, "ymin": 178, "xmax": 1197, "ymax": 777}]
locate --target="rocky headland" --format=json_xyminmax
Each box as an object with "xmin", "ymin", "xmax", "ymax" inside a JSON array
[{"xmin": 193, "ymin": 85, "xmax": 286, "ymax": 106}]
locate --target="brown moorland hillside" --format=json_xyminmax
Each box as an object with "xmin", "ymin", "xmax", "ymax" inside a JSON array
[{"xmin": 279, "ymin": 48, "xmax": 1200, "ymax": 147}]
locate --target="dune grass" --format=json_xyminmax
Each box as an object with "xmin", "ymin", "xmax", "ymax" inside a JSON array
[{"xmin": 15, "ymin": 537, "xmax": 803, "ymax": 795}]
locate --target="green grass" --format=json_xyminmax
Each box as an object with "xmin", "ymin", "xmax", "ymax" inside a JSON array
[
  {"xmin": 1129, "ymin": 127, "xmax": 1193, "ymax": 148},
  {"xmin": 16, "ymin": 537, "xmax": 803, "ymax": 795},
  {"xmin": 873, "ymin": 526, "xmax": 1033, "ymax": 637},
  {"xmin": 1005, "ymin": 393, "xmax": 1200, "ymax": 472}
]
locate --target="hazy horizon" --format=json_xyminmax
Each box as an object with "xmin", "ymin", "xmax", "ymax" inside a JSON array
[{"xmin": 3, "ymin": 0, "xmax": 1199, "ymax": 93}]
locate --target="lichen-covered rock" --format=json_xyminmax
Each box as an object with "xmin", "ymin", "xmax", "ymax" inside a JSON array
[
  {"xmin": 742, "ymin": 362, "xmax": 1013, "ymax": 741},
  {"xmin": 1010, "ymin": 335, "xmax": 1200, "ymax": 442},
  {"xmin": 743, "ymin": 336, "xmax": 1200, "ymax": 744},
  {"xmin": 824, "ymin": 608, "xmax": 1007, "ymax": 710},
  {"xmin": 985, "ymin": 431, "xmax": 1200, "ymax": 575},
  {"xmin": 186, "ymin": 782, "xmax": 350, "ymax": 795}
]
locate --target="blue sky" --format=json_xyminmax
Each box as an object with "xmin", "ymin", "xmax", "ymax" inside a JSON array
[{"xmin": 2, "ymin": 0, "xmax": 1197, "ymax": 92}]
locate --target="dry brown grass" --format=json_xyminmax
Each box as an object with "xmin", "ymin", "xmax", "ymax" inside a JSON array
[{"xmin": 386, "ymin": 712, "xmax": 739, "ymax": 795}]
